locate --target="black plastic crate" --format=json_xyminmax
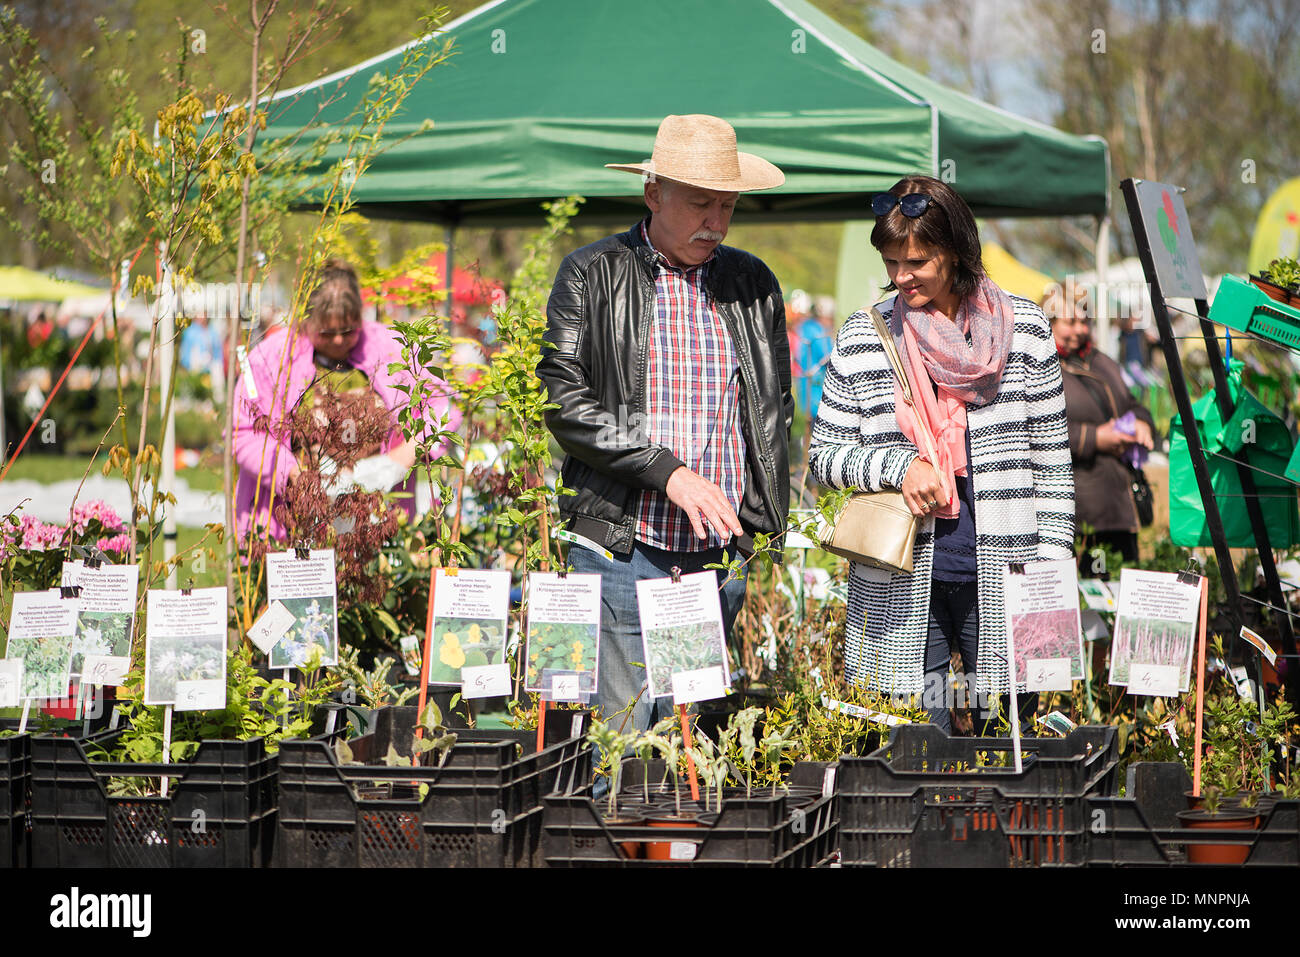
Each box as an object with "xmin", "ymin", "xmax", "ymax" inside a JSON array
[
  {"xmin": 541, "ymin": 762, "xmax": 838, "ymax": 868},
  {"xmin": 275, "ymin": 706, "xmax": 591, "ymax": 867},
  {"xmin": 29, "ymin": 732, "xmax": 278, "ymax": 868},
  {"xmin": 1086, "ymin": 796, "xmax": 1300, "ymax": 866},
  {"xmin": 1, "ymin": 731, "xmax": 30, "ymax": 868},
  {"xmin": 838, "ymin": 724, "xmax": 1119, "ymax": 867}
]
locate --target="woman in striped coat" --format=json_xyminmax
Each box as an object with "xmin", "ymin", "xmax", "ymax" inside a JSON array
[{"xmin": 809, "ymin": 176, "xmax": 1074, "ymax": 731}]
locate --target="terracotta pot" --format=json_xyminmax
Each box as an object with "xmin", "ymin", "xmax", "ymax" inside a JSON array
[
  {"xmin": 642, "ymin": 815, "xmax": 704, "ymax": 862},
  {"xmin": 1176, "ymin": 808, "xmax": 1260, "ymax": 864}
]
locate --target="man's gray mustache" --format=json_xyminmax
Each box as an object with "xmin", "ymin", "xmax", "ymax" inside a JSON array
[{"xmin": 692, "ymin": 230, "xmax": 724, "ymax": 242}]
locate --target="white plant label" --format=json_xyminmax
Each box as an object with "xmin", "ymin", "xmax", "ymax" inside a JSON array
[
  {"xmin": 1109, "ymin": 569, "xmax": 1200, "ymax": 691},
  {"xmin": 524, "ymin": 572, "xmax": 601, "ymax": 694},
  {"xmin": 1128, "ymin": 663, "xmax": 1180, "ymax": 697},
  {"xmin": 61, "ymin": 560, "xmax": 138, "ymax": 677},
  {"xmin": 636, "ymin": 570, "xmax": 729, "ymax": 701},
  {"xmin": 461, "ymin": 663, "xmax": 512, "ymax": 699},
  {"xmin": 670, "ymin": 665, "xmax": 727, "ymax": 706},
  {"xmin": 80, "ymin": 655, "xmax": 130, "ymax": 687},
  {"xmin": 1003, "ymin": 560, "xmax": 1085, "ymax": 684},
  {"xmin": 174, "ymin": 678, "xmax": 226, "ymax": 712},
  {"xmin": 144, "ymin": 588, "xmax": 228, "ymax": 707},
  {"xmin": 6, "ymin": 589, "xmax": 77, "ymax": 700},
  {"xmin": 669, "ymin": 842, "xmax": 698, "ymax": 861},
  {"xmin": 550, "ymin": 673, "xmax": 582, "ymax": 702},
  {"xmin": 247, "ymin": 600, "xmax": 297, "ymax": 656},
  {"xmin": 266, "ymin": 550, "xmax": 339, "ymax": 668},
  {"xmin": 1239, "ymin": 626, "xmax": 1278, "ymax": 667},
  {"xmin": 0, "ymin": 660, "xmax": 23, "ymax": 708},
  {"xmin": 1025, "ymin": 657, "xmax": 1073, "ymax": 692}
]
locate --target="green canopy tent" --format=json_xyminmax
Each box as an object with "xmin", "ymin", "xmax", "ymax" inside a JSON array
[{"xmin": 259, "ymin": 0, "xmax": 1108, "ymax": 226}]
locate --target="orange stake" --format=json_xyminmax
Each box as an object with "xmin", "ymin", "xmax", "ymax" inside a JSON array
[
  {"xmin": 1192, "ymin": 578, "xmax": 1209, "ymax": 795},
  {"xmin": 678, "ymin": 704, "xmax": 700, "ymax": 802},
  {"xmin": 536, "ymin": 700, "xmax": 548, "ymax": 753}
]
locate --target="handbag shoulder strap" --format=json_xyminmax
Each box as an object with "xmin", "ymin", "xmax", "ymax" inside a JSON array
[{"xmin": 870, "ymin": 305, "xmax": 940, "ymax": 463}]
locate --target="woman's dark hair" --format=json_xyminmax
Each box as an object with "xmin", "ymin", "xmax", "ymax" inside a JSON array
[
  {"xmin": 870, "ymin": 175, "xmax": 985, "ymax": 300},
  {"xmin": 306, "ymin": 257, "xmax": 362, "ymax": 329}
]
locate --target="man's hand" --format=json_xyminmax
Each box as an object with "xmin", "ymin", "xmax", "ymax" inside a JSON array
[
  {"xmin": 901, "ymin": 458, "xmax": 949, "ymax": 517},
  {"xmin": 665, "ymin": 466, "xmax": 743, "ymax": 541}
]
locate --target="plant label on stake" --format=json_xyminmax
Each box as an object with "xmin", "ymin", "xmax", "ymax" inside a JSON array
[
  {"xmin": 0, "ymin": 660, "xmax": 23, "ymax": 708},
  {"xmin": 144, "ymin": 588, "xmax": 228, "ymax": 707},
  {"xmin": 524, "ymin": 572, "xmax": 600, "ymax": 696},
  {"xmin": 1129, "ymin": 663, "xmax": 1180, "ymax": 698},
  {"xmin": 461, "ymin": 663, "xmax": 511, "ymax": 699},
  {"xmin": 670, "ymin": 667, "xmax": 727, "ymax": 705},
  {"xmin": 399, "ymin": 636, "xmax": 423, "ymax": 675},
  {"xmin": 1108, "ymin": 569, "xmax": 1201, "ymax": 692},
  {"xmin": 265, "ymin": 550, "xmax": 339, "ymax": 668},
  {"xmin": 428, "ymin": 569, "xmax": 511, "ymax": 686},
  {"xmin": 79, "ymin": 655, "xmax": 130, "ymax": 688},
  {"xmin": 60, "ymin": 559, "xmax": 138, "ymax": 678},
  {"xmin": 5, "ymin": 589, "xmax": 77, "ymax": 701},
  {"xmin": 246, "ymin": 600, "xmax": 297, "ymax": 657},
  {"xmin": 546, "ymin": 672, "xmax": 583, "ymax": 703},
  {"xmin": 635, "ymin": 570, "xmax": 729, "ymax": 702},
  {"xmin": 174, "ymin": 678, "xmax": 226, "ymax": 712},
  {"xmin": 1003, "ymin": 559, "xmax": 1084, "ymax": 688},
  {"xmin": 1239, "ymin": 626, "xmax": 1278, "ymax": 667}
]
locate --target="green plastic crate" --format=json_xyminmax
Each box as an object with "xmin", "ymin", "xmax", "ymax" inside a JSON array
[{"xmin": 1209, "ymin": 274, "xmax": 1300, "ymax": 350}]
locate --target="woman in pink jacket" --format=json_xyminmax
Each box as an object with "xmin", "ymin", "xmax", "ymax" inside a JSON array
[{"xmin": 232, "ymin": 259, "xmax": 461, "ymax": 541}]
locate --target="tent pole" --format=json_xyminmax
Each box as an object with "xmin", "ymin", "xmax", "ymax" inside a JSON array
[{"xmin": 1095, "ymin": 215, "xmax": 1111, "ymax": 357}]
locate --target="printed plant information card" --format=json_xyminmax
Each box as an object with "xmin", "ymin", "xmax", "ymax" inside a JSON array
[
  {"xmin": 266, "ymin": 550, "xmax": 339, "ymax": 669},
  {"xmin": 144, "ymin": 588, "xmax": 228, "ymax": 707},
  {"xmin": 428, "ymin": 569, "xmax": 511, "ymax": 686},
  {"xmin": 1003, "ymin": 559, "xmax": 1085, "ymax": 689},
  {"xmin": 1108, "ymin": 568, "xmax": 1201, "ymax": 693},
  {"xmin": 61, "ymin": 560, "xmax": 138, "ymax": 678},
  {"xmin": 524, "ymin": 572, "xmax": 601, "ymax": 695},
  {"xmin": 5, "ymin": 589, "xmax": 77, "ymax": 700},
  {"xmin": 635, "ymin": 570, "xmax": 729, "ymax": 702}
]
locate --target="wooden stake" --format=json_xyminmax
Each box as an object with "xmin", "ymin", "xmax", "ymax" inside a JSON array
[
  {"xmin": 1192, "ymin": 578, "xmax": 1209, "ymax": 795},
  {"xmin": 678, "ymin": 704, "xmax": 700, "ymax": 802}
]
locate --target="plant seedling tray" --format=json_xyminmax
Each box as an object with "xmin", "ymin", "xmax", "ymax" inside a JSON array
[
  {"xmin": 837, "ymin": 724, "xmax": 1118, "ymax": 868},
  {"xmin": 29, "ymin": 732, "xmax": 279, "ymax": 868},
  {"xmin": 275, "ymin": 706, "xmax": 591, "ymax": 868},
  {"xmin": 1209, "ymin": 274, "xmax": 1300, "ymax": 351},
  {"xmin": 541, "ymin": 763, "xmax": 838, "ymax": 868}
]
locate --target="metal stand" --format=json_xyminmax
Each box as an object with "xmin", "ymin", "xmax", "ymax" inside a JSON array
[{"xmin": 1121, "ymin": 178, "xmax": 1299, "ymax": 711}]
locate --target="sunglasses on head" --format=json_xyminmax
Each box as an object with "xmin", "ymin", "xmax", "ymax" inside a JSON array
[{"xmin": 871, "ymin": 192, "xmax": 933, "ymax": 218}]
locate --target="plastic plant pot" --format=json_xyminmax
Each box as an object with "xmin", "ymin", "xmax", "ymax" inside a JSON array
[
  {"xmin": 643, "ymin": 815, "xmax": 705, "ymax": 862},
  {"xmin": 1176, "ymin": 808, "xmax": 1260, "ymax": 864}
]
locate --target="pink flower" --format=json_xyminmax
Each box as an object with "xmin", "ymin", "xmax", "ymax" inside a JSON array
[{"xmin": 96, "ymin": 533, "xmax": 131, "ymax": 554}]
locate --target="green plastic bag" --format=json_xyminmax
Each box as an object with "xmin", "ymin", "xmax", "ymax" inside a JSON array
[{"xmin": 1168, "ymin": 359, "xmax": 1300, "ymax": 547}]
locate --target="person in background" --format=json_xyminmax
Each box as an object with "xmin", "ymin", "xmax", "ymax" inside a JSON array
[
  {"xmin": 1046, "ymin": 281, "xmax": 1155, "ymax": 568},
  {"xmin": 810, "ymin": 175, "xmax": 1074, "ymax": 733},
  {"xmin": 231, "ymin": 259, "xmax": 460, "ymax": 541}
]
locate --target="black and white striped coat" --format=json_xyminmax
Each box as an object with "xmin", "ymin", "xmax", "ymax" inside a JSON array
[{"xmin": 809, "ymin": 295, "xmax": 1075, "ymax": 695}]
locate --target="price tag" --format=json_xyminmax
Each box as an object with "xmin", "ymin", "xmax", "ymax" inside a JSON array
[
  {"xmin": 1128, "ymin": 663, "xmax": 1179, "ymax": 697},
  {"xmin": 550, "ymin": 674, "xmax": 582, "ymax": 702},
  {"xmin": 671, "ymin": 666, "xmax": 727, "ymax": 705},
  {"xmin": 80, "ymin": 655, "xmax": 130, "ymax": 687},
  {"xmin": 821, "ymin": 767, "xmax": 837, "ymax": 799},
  {"xmin": 174, "ymin": 679, "xmax": 226, "ymax": 712},
  {"xmin": 669, "ymin": 842, "xmax": 698, "ymax": 861},
  {"xmin": 1025, "ymin": 657, "xmax": 1072, "ymax": 692},
  {"xmin": 247, "ymin": 601, "xmax": 296, "ymax": 656},
  {"xmin": 0, "ymin": 661, "xmax": 23, "ymax": 708},
  {"xmin": 1239, "ymin": 626, "xmax": 1278, "ymax": 667},
  {"xmin": 461, "ymin": 663, "xmax": 512, "ymax": 699}
]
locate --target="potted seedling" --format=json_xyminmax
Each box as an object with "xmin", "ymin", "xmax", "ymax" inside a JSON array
[
  {"xmin": 1251, "ymin": 256, "xmax": 1300, "ymax": 307},
  {"xmin": 1176, "ymin": 786, "xmax": 1261, "ymax": 864}
]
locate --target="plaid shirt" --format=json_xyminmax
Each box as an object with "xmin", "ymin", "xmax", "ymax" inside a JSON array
[{"xmin": 635, "ymin": 220, "xmax": 747, "ymax": 551}]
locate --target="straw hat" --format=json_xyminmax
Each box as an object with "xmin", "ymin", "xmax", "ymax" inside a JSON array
[{"xmin": 606, "ymin": 114, "xmax": 784, "ymax": 192}]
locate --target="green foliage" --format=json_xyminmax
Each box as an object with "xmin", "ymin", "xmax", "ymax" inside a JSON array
[
  {"xmin": 1262, "ymin": 257, "xmax": 1300, "ymax": 292},
  {"xmin": 333, "ymin": 645, "xmax": 418, "ymax": 710}
]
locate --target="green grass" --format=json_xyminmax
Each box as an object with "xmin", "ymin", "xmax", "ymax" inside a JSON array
[{"xmin": 1, "ymin": 452, "xmax": 225, "ymax": 492}]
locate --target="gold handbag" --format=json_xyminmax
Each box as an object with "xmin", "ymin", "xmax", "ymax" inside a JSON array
[{"xmin": 818, "ymin": 306, "xmax": 940, "ymax": 574}]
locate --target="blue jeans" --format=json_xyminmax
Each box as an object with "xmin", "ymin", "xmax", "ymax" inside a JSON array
[{"xmin": 566, "ymin": 538, "xmax": 749, "ymax": 735}]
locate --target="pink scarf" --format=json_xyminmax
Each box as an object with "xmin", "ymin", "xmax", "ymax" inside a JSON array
[{"xmin": 889, "ymin": 277, "xmax": 1015, "ymax": 519}]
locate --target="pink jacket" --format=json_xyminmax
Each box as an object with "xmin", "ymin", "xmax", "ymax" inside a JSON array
[{"xmin": 231, "ymin": 320, "xmax": 461, "ymax": 541}]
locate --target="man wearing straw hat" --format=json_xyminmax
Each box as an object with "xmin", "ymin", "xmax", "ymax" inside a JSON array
[{"xmin": 538, "ymin": 114, "xmax": 792, "ymax": 732}]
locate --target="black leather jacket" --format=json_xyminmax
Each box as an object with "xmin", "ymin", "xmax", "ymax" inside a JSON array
[{"xmin": 538, "ymin": 219, "xmax": 792, "ymax": 556}]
